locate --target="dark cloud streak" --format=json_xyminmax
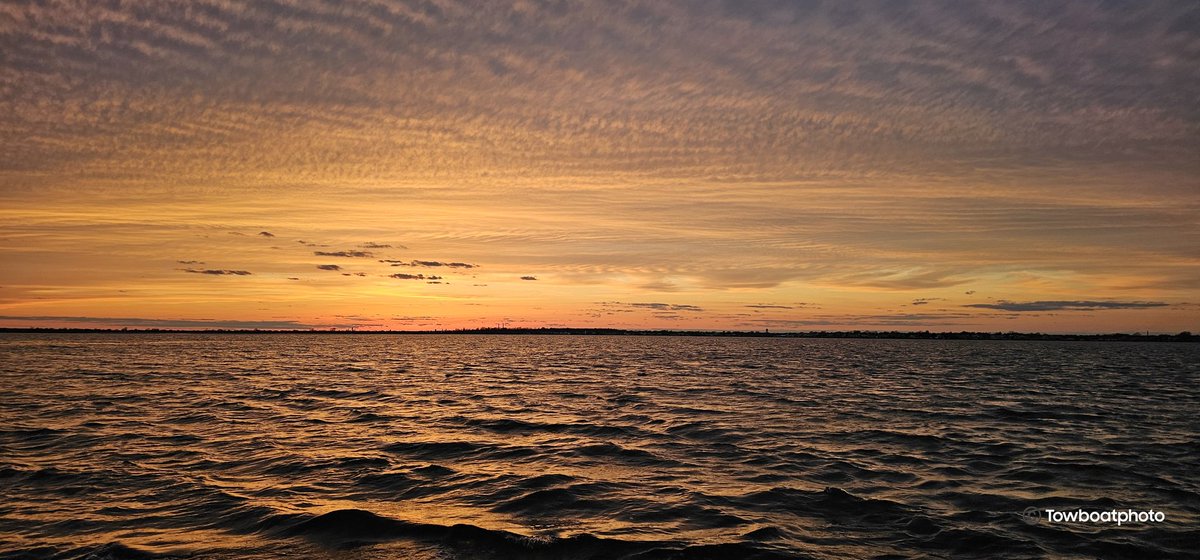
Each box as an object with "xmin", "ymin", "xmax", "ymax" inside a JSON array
[
  {"xmin": 314, "ymin": 251, "xmax": 374, "ymax": 258},
  {"xmin": 385, "ymin": 259, "xmax": 477, "ymax": 268},
  {"xmin": 182, "ymin": 268, "xmax": 251, "ymax": 276},
  {"xmin": 965, "ymin": 300, "xmax": 1170, "ymax": 312}
]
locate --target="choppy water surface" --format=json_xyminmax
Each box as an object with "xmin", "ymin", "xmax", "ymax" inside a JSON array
[{"xmin": 1, "ymin": 334, "xmax": 1197, "ymax": 559}]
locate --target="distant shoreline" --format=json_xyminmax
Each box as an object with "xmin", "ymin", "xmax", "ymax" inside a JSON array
[{"xmin": 0, "ymin": 327, "xmax": 1195, "ymax": 342}]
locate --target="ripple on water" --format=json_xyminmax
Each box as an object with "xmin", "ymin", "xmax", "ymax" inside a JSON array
[{"xmin": 1, "ymin": 334, "xmax": 1197, "ymax": 559}]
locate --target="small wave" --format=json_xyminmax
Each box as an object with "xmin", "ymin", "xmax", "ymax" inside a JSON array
[
  {"xmin": 840, "ymin": 429, "xmax": 949, "ymax": 450},
  {"xmin": 571, "ymin": 442, "xmax": 680, "ymax": 467},
  {"xmin": 355, "ymin": 471, "xmax": 418, "ymax": 492},
  {"xmin": 269, "ymin": 508, "xmax": 799, "ymax": 559},
  {"xmin": 731, "ymin": 486, "xmax": 918, "ymax": 528},
  {"xmin": 916, "ymin": 526, "xmax": 1043, "ymax": 557},
  {"xmin": 412, "ymin": 464, "xmax": 456, "ymax": 477},
  {"xmin": 665, "ymin": 421, "xmax": 740, "ymax": 443},
  {"xmin": 463, "ymin": 416, "xmax": 641, "ymax": 439},
  {"xmin": 262, "ymin": 455, "xmax": 389, "ymax": 476},
  {"xmin": 381, "ymin": 440, "xmax": 482, "ymax": 459},
  {"xmin": 30, "ymin": 542, "xmax": 164, "ymax": 560},
  {"xmin": 491, "ymin": 487, "xmax": 606, "ymax": 515}
]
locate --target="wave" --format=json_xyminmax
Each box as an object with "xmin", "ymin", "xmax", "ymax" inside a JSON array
[
  {"xmin": 266, "ymin": 508, "xmax": 800, "ymax": 559},
  {"xmin": 4, "ymin": 335, "xmax": 1196, "ymax": 559},
  {"xmin": 462, "ymin": 416, "xmax": 646, "ymax": 439}
]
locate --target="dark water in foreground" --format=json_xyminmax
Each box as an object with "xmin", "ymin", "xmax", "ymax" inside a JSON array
[{"xmin": 1, "ymin": 334, "xmax": 1197, "ymax": 559}]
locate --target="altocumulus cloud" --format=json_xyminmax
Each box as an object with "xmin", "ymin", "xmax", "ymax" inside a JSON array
[
  {"xmin": 0, "ymin": 1, "xmax": 1197, "ymax": 332},
  {"xmin": 964, "ymin": 300, "xmax": 1170, "ymax": 312}
]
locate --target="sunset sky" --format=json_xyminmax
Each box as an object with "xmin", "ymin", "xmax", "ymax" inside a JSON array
[{"xmin": 1, "ymin": 1, "xmax": 1197, "ymax": 332}]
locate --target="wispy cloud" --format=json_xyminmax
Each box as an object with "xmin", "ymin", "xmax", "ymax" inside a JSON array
[
  {"xmin": 745, "ymin": 304, "xmax": 811, "ymax": 309},
  {"xmin": 964, "ymin": 300, "xmax": 1170, "ymax": 312},
  {"xmin": 742, "ymin": 312, "xmax": 992, "ymax": 328},
  {"xmin": 601, "ymin": 302, "xmax": 704, "ymax": 312}
]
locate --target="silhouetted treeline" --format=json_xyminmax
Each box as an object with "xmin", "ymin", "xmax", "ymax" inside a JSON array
[{"xmin": 0, "ymin": 327, "xmax": 1195, "ymax": 342}]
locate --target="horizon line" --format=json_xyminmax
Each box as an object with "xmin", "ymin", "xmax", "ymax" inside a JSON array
[{"xmin": 1, "ymin": 326, "xmax": 1195, "ymax": 341}]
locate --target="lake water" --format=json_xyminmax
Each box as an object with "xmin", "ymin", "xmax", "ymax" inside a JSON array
[{"xmin": 1, "ymin": 334, "xmax": 1197, "ymax": 559}]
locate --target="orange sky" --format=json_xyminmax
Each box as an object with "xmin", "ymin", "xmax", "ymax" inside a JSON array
[{"xmin": 1, "ymin": 1, "xmax": 1197, "ymax": 332}]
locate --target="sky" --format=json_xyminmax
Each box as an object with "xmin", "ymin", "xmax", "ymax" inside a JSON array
[{"xmin": 1, "ymin": 0, "xmax": 1197, "ymax": 332}]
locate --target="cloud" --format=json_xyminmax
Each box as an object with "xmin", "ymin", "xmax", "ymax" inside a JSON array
[
  {"xmin": 359, "ymin": 242, "xmax": 402, "ymax": 249},
  {"xmin": 0, "ymin": 315, "xmax": 317, "ymax": 329},
  {"xmin": 314, "ymin": 250, "xmax": 374, "ymax": 258},
  {"xmin": 745, "ymin": 304, "xmax": 796, "ymax": 309},
  {"xmin": 699, "ymin": 268, "xmax": 802, "ymax": 289},
  {"xmin": 182, "ymin": 268, "xmax": 251, "ymax": 276},
  {"xmin": 386, "ymin": 259, "xmax": 477, "ymax": 268},
  {"xmin": 639, "ymin": 280, "xmax": 682, "ymax": 292},
  {"xmin": 601, "ymin": 302, "xmax": 704, "ymax": 312},
  {"xmin": 389, "ymin": 273, "xmax": 442, "ymax": 280},
  {"xmin": 742, "ymin": 311, "xmax": 989, "ymax": 328},
  {"xmin": 176, "ymin": 260, "xmax": 204, "ymax": 265},
  {"xmin": 964, "ymin": 300, "xmax": 1170, "ymax": 312},
  {"xmin": 520, "ymin": 276, "xmax": 538, "ymax": 281},
  {"xmin": 0, "ymin": 1, "xmax": 1197, "ymax": 333},
  {"xmin": 911, "ymin": 298, "xmax": 944, "ymax": 306},
  {"xmin": 833, "ymin": 269, "xmax": 973, "ymax": 290},
  {"xmin": 316, "ymin": 264, "xmax": 342, "ymax": 271},
  {"xmin": 258, "ymin": 231, "xmax": 275, "ymax": 237}
]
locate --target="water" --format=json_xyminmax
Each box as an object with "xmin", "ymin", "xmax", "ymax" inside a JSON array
[{"xmin": 1, "ymin": 334, "xmax": 1197, "ymax": 559}]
